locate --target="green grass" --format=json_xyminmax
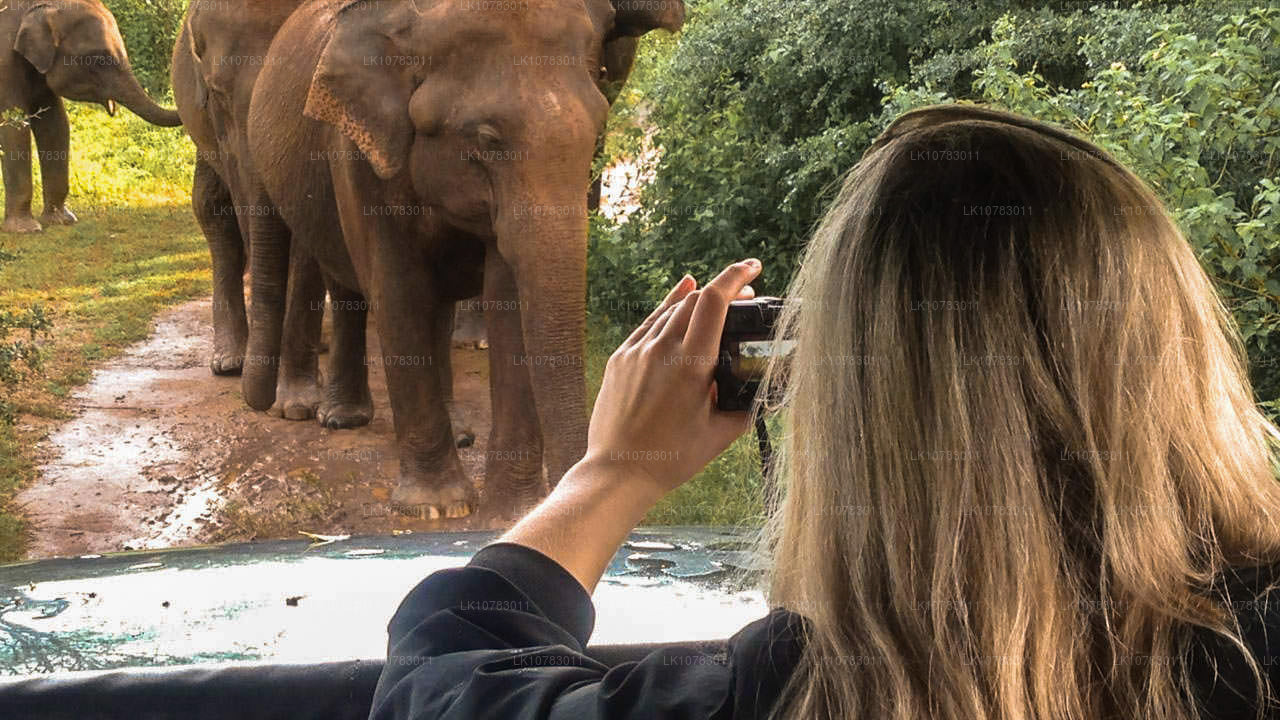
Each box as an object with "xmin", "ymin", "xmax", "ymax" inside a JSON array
[{"xmin": 0, "ymin": 100, "xmax": 202, "ymax": 562}]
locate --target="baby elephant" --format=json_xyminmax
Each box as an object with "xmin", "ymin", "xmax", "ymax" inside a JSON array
[{"xmin": 0, "ymin": 0, "xmax": 182, "ymax": 233}]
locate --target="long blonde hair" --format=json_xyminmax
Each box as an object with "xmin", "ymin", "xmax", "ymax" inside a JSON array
[{"xmin": 761, "ymin": 103, "xmax": 1280, "ymax": 720}]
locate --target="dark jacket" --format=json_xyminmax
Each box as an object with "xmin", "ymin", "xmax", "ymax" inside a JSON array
[{"xmin": 367, "ymin": 543, "xmax": 1280, "ymax": 719}]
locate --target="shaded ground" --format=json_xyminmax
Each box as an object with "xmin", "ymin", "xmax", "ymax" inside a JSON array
[{"xmin": 18, "ymin": 297, "xmax": 496, "ymax": 559}]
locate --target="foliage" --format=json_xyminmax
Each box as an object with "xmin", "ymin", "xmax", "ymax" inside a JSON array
[
  {"xmin": 0, "ymin": 107, "xmax": 32, "ymax": 129},
  {"xmin": 101, "ymin": 0, "xmax": 186, "ymax": 96},
  {"xmin": 0, "ymin": 256, "xmax": 51, "ymax": 425}
]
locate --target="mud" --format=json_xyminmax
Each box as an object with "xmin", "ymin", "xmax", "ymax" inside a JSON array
[{"xmin": 18, "ymin": 298, "xmax": 497, "ymax": 560}]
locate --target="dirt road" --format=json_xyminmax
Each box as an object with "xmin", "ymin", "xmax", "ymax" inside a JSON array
[{"xmin": 18, "ymin": 298, "xmax": 497, "ymax": 559}]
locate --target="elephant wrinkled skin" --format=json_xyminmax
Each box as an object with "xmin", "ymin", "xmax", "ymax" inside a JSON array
[
  {"xmin": 0, "ymin": 0, "xmax": 182, "ymax": 234},
  {"xmin": 246, "ymin": 0, "xmax": 683, "ymax": 520}
]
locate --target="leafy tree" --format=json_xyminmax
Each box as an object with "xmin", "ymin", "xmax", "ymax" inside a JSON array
[{"xmin": 102, "ymin": 0, "xmax": 186, "ymax": 96}]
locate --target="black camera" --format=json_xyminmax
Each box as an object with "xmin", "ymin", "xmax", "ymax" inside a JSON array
[{"xmin": 714, "ymin": 297, "xmax": 796, "ymax": 412}]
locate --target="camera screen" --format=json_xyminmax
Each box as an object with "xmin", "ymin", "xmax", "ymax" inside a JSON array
[{"xmin": 730, "ymin": 339, "xmax": 797, "ymax": 380}]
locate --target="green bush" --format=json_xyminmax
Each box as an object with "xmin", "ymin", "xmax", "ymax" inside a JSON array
[
  {"xmin": 102, "ymin": 0, "xmax": 186, "ymax": 96},
  {"xmin": 595, "ymin": 1, "xmax": 1280, "ymax": 408}
]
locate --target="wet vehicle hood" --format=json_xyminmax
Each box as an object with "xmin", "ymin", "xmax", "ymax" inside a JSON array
[{"xmin": 0, "ymin": 527, "xmax": 765, "ymax": 675}]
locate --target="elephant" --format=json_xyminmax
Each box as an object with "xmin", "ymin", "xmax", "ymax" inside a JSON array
[
  {"xmin": 245, "ymin": 0, "xmax": 684, "ymax": 520},
  {"xmin": 171, "ymin": 0, "xmax": 312, "ymax": 377},
  {"xmin": 0, "ymin": 0, "xmax": 182, "ymax": 233}
]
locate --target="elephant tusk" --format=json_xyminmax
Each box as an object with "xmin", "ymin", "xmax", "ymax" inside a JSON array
[{"xmin": 105, "ymin": 99, "xmax": 118, "ymax": 116}]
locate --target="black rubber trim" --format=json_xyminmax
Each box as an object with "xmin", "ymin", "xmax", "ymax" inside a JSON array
[{"xmin": 0, "ymin": 644, "xmax": 730, "ymax": 720}]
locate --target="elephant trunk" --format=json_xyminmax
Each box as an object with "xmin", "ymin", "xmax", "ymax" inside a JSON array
[
  {"xmin": 111, "ymin": 70, "xmax": 182, "ymax": 127},
  {"xmin": 497, "ymin": 207, "xmax": 590, "ymax": 487}
]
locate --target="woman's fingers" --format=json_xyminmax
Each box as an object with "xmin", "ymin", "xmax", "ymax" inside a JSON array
[
  {"xmin": 645, "ymin": 300, "xmax": 682, "ymax": 342},
  {"xmin": 623, "ymin": 274, "xmax": 695, "ymax": 348},
  {"xmin": 656, "ymin": 290, "xmax": 701, "ymax": 344},
  {"xmin": 659, "ymin": 284, "xmax": 754, "ymax": 347},
  {"xmin": 623, "ymin": 263, "xmax": 760, "ymax": 353},
  {"xmin": 684, "ymin": 260, "xmax": 762, "ymax": 357}
]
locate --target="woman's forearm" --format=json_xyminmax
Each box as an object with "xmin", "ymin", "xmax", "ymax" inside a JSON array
[{"xmin": 497, "ymin": 456, "xmax": 666, "ymax": 594}]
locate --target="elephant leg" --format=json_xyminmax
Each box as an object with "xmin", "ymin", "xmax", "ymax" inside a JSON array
[
  {"xmin": 242, "ymin": 205, "xmax": 291, "ymax": 411},
  {"xmin": 369, "ymin": 248, "xmax": 474, "ymax": 519},
  {"xmin": 317, "ymin": 279, "xmax": 373, "ymax": 429},
  {"xmin": 435, "ymin": 301, "xmax": 456, "ymax": 404},
  {"xmin": 192, "ymin": 159, "xmax": 247, "ymax": 375},
  {"xmin": 0, "ymin": 122, "xmax": 41, "ymax": 233},
  {"xmin": 269, "ymin": 250, "xmax": 325, "ymax": 420},
  {"xmin": 433, "ymin": 302, "xmax": 476, "ymax": 447},
  {"xmin": 30, "ymin": 97, "xmax": 75, "ymax": 227},
  {"xmin": 478, "ymin": 248, "xmax": 546, "ymax": 522}
]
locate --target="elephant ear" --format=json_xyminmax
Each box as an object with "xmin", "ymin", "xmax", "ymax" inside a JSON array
[
  {"xmin": 303, "ymin": 4, "xmax": 416, "ymax": 180},
  {"xmin": 183, "ymin": 23, "xmax": 208, "ymax": 109},
  {"xmin": 600, "ymin": 36, "xmax": 639, "ymax": 102},
  {"xmin": 14, "ymin": 3, "xmax": 59, "ymax": 74},
  {"xmin": 610, "ymin": 0, "xmax": 685, "ymax": 37}
]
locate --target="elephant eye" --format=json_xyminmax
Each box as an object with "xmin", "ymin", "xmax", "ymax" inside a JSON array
[{"xmin": 476, "ymin": 125, "xmax": 502, "ymax": 149}]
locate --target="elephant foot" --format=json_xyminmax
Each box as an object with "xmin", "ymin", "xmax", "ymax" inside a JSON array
[
  {"xmin": 267, "ymin": 372, "xmax": 323, "ymax": 420},
  {"xmin": 211, "ymin": 322, "xmax": 247, "ymax": 376},
  {"xmin": 318, "ymin": 389, "xmax": 373, "ymax": 429},
  {"xmin": 391, "ymin": 476, "xmax": 475, "ymax": 520},
  {"xmin": 2, "ymin": 215, "xmax": 42, "ymax": 233},
  {"xmin": 210, "ymin": 339, "xmax": 246, "ymax": 376},
  {"xmin": 39, "ymin": 206, "xmax": 77, "ymax": 227},
  {"xmin": 210, "ymin": 351, "xmax": 245, "ymax": 376}
]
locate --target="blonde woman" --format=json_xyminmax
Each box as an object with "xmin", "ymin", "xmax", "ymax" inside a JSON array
[{"xmin": 368, "ymin": 104, "xmax": 1280, "ymax": 720}]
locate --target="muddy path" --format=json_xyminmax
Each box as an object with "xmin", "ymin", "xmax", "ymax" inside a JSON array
[{"xmin": 18, "ymin": 298, "xmax": 498, "ymax": 559}]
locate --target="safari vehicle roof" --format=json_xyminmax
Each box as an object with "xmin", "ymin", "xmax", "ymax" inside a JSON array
[{"xmin": 0, "ymin": 527, "xmax": 765, "ymax": 675}]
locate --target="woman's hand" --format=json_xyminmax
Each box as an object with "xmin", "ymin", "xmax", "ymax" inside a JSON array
[
  {"xmin": 499, "ymin": 259, "xmax": 762, "ymax": 593},
  {"xmin": 582, "ymin": 258, "xmax": 763, "ymax": 497}
]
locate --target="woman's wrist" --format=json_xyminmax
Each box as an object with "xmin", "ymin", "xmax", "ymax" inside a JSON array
[
  {"xmin": 560, "ymin": 452, "xmax": 671, "ymax": 508},
  {"xmin": 497, "ymin": 455, "xmax": 668, "ymax": 593}
]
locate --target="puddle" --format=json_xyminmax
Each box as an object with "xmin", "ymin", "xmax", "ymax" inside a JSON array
[{"xmin": 129, "ymin": 476, "xmax": 225, "ymax": 551}]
